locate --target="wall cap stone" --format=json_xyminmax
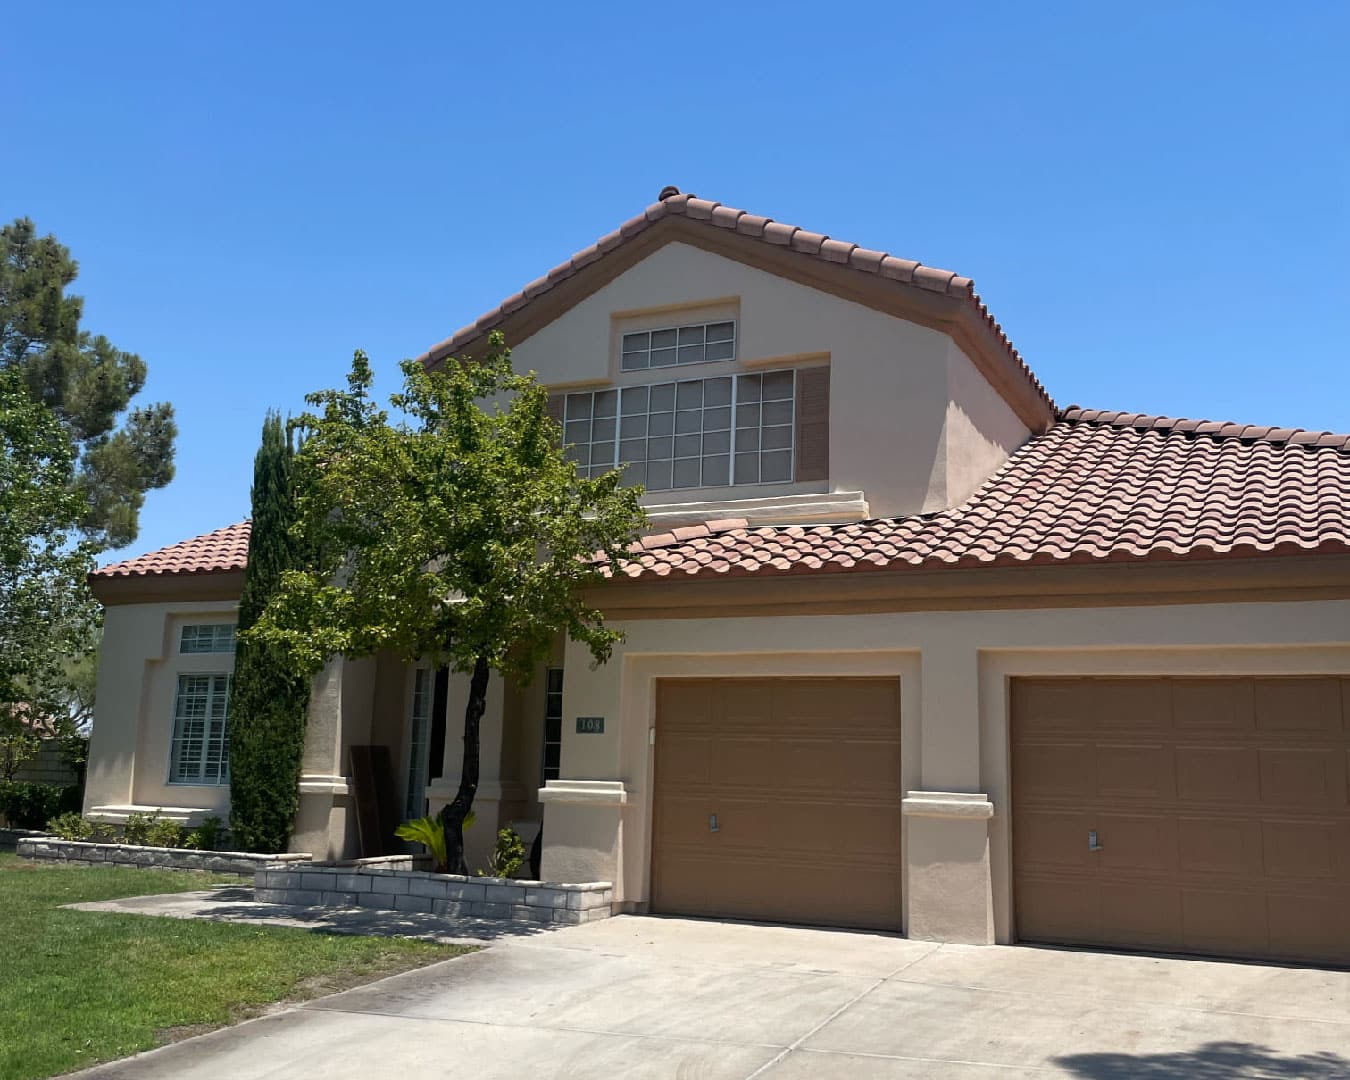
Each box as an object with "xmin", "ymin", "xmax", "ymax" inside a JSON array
[
  {"xmin": 902, "ymin": 791, "xmax": 995, "ymax": 820},
  {"xmin": 537, "ymin": 780, "xmax": 628, "ymax": 806}
]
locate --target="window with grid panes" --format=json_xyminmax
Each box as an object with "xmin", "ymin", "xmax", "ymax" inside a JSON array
[
  {"xmin": 620, "ymin": 320, "xmax": 735, "ymax": 371},
  {"xmin": 541, "ymin": 668, "xmax": 563, "ymax": 783},
  {"xmin": 563, "ymin": 369, "xmax": 795, "ymax": 490},
  {"xmin": 179, "ymin": 623, "xmax": 236, "ymax": 654},
  {"xmin": 405, "ymin": 668, "xmax": 432, "ymax": 819},
  {"xmin": 168, "ymin": 673, "xmax": 232, "ymax": 784}
]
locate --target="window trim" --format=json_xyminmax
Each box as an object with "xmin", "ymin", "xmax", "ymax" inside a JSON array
[{"xmin": 167, "ymin": 672, "xmax": 233, "ymax": 786}]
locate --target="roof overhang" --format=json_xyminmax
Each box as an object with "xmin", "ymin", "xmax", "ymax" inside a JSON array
[{"xmin": 90, "ymin": 570, "xmax": 245, "ymax": 607}]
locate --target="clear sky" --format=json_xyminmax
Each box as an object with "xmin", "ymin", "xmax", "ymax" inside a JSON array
[{"xmin": 5, "ymin": 2, "xmax": 1347, "ymax": 564}]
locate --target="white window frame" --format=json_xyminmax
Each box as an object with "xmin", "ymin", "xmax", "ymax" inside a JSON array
[
  {"xmin": 563, "ymin": 368, "xmax": 795, "ymax": 490},
  {"xmin": 404, "ymin": 667, "xmax": 433, "ymax": 821},
  {"xmin": 620, "ymin": 319, "xmax": 736, "ymax": 371},
  {"xmin": 167, "ymin": 672, "xmax": 232, "ymax": 785},
  {"xmin": 179, "ymin": 623, "xmax": 237, "ymax": 654}
]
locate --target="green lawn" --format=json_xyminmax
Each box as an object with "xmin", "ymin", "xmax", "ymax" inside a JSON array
[{"xmin": 0, "ymin": 852, "xmax": 467, "ymax": 1080}]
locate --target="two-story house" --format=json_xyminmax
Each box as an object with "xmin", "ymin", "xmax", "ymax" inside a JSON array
[{"xmin": 85, "ymin": 189, "xmax": 1350, "ymax": 966}]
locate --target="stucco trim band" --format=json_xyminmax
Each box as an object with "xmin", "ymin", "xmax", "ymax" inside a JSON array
[
  {"xmin": 538, "ymin": 780, "xmax": 629, "ymax": 806},
  {"xmin": 298, "ymin": 774, "xmax": 351, "ymax": 795},
  {"xmin": 902, "ymin": 791, "xmax": 995, "ymax": 820}
]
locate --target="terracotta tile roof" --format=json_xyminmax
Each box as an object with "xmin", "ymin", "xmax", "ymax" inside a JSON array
[
  {"xmin": 607, "ymin": 409, "xmax": 1350, "ymax": 580},
  {"xmin": 416, "ymin": 189, "xmax": 1053, "ymax": 415},
  {"xmin": 92, "ymin": 521, "xmax": 251, "ymax": 579}
]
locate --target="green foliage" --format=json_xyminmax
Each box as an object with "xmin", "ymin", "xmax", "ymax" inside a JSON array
[
  {"xmin": 0, "ymin": 781, "xmax": 80, "ymax": 829},
  {"xmin": 0, "ymin": 363, "xmax": 99, "ymax": 769},
  {"xmin": 120, "ymin": 811, "xmax": 155, "ymax": 846},
  {"xmin": 143, "ymin": 817, "xmax": 185, "ymax": 849},
  {"xmin": 45, "ymin": 812, "xmax": 110, "ymax": 841},
  {"xmin": 249, "ymin": 334, "xmax": 646, "ymax": 873},
  {"xmin": 395, "ymin": 811, "xmax": 475, "ymax": 873},
  {"xmin": 228, "ymin": 412, "xmax": 311, "ymax": 854},
  {"xmin": 184, "ymin": 816, "xmax": 227, "ymax": 852},
  {"xmin": 1, "ymin": 217, "xmax": 176, "ymax": 550},
  {"xmin": 480, "ymin": 826, "xmax": 526, "ymax": 879}
]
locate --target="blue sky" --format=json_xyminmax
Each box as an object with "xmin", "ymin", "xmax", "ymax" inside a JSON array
[{"xmin": 5, "ymin": 2, "xmax": 1347, "ymax": 564}]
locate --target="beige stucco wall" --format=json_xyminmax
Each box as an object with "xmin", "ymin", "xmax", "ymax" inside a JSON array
[
  {"xmin": 538, "ymin": 597, "xmax": 1350, "ymax": 943},
  {"xmin": 85, "ymin": 600, "xmax": 239, "ymax": 820},
  {"xmin": 509, "ymin": 241, "xmax": 1028, "ymax": 520}
]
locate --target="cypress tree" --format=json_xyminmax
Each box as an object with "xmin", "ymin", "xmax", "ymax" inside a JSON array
[{"xmin": 227, "ymin": 412, "xmax": 310, "ymax": 853}]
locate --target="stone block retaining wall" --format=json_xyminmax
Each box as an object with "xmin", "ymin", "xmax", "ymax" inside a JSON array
[
  {"xmin": 17, "ymin": 836, "xmax": 312, "ymax": 876},
  {"xmin": 254, "ymin": 864, "xmax": 613, "ymax": 926}
]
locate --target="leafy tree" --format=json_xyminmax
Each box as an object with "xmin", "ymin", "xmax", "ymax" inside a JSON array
[
  {"xmin": 0, "ymin": 365, "xmax": 97, "ymax": 777},
  {"xmin": 250, "ymin": 335, "xmax": 645, "ymax": 873},
  {"xmin": 1, "ymin": 217, "xmax": 176, "ymax": 550},
  {"xmin": 227, "ymin": 412, "xmax": 312, "ymax": 853}
]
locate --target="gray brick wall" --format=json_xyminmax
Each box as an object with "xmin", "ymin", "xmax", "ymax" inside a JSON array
[{"xmin": 253, "ymin": 864, "xmax": 613, "ymax": 926}]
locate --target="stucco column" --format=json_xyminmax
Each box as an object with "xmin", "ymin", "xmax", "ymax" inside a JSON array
[
  {"xmin": 905, "ymin": 639, "xmax": 996, "ymax": 943},
  {"xmin": 291, "ymin": 655, "xmax": 375, "ymax": 859},
  {"xmin": 426, "ymin": 670, "xmax": 508, "ymax": 873},
  {"xmin": 538, "ymin": 637, "xmax": 627, "ymax": 891}
]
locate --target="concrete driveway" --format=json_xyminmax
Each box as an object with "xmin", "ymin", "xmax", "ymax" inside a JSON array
[{"xmin": 79, "ymin": 915, "xmax": 1350, "ymax": 1079}]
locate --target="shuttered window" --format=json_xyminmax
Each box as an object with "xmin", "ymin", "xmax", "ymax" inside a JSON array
[{"xmin": 168, "ymin": 674, "xmax": 232, "ymax": 785}]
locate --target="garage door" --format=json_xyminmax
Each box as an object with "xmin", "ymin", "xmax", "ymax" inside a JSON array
[
  {"xmin": 652, "ymin": 677, "xmax": 902, "ymax": 930},
  {"xmin": 1012, "ymin": 677, "xmax": 1350, "ymax": 965}
]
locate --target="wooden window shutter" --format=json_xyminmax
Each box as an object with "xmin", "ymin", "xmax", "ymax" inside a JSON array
[
  {"xmin": 546, "ymin": 393, "xmax": 565, "ymax": 445},
  {"xmin": 794, "ymin": 366, "xmax": 829, "ymax": 482}
]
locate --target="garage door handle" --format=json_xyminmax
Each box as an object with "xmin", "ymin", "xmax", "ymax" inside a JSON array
[
  {"xmin": 1088, "ymin": 830, "xmax": 1104, "ymax": 852},
  {"xmin": 709, "ymin": 813, "xmax": 719, "ymax": 833}
]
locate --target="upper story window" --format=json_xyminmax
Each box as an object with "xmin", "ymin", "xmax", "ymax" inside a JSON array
[
  {"xmin": 180, "ymin": 623, "xmax": 236, "ymax": 654},
  {"xmin": 564, "ymin": 369, "xmax": 795, "ymax": 490},
  {"xmin": 621, "ymin": 320, "xmax": 735, "ymax": 371}
]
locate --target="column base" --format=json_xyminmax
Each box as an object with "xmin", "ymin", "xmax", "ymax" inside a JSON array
[
  {"xmin": 903, "ymin": 791, "xmax": 995, "ymax": 945},
  {"xmin": 538, "ymin": 780, "xmax": 626, "ymax": 894}
]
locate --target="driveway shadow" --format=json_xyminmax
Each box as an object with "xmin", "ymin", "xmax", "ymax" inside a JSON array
[{"xmin": 1056, "ymin": 1040, "xmax": 1350, "ymax": 1079}]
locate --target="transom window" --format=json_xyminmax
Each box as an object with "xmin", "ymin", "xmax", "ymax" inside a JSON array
[
  {"xmin": 169, "ymin": 673, "xmax": 231, "ymax": 785},
  {"xmin": 621, "ymin": 320, "xmax": 735, "ymax": 371},
  {"xmin": 541, "ymin": 668, "xmax": 563, "ymax": 783},
  {"xmin": 180, "ymin": 623, "xmax": 236, "ymax": 654},
  {"xmin": 564, "ymin": 369, "xmax": 795, "ymax": 490}
]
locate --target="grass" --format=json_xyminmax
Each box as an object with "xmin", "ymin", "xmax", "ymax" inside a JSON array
[{"xmin": 0, "ymin": 852, "xmax": 469, "ymax": 1080}]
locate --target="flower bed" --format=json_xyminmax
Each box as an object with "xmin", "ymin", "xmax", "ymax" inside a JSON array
[
  {"xmin": 16, "ymin": 836, "xmax": 312, "ymax": 875},
  {"xmin": 254, "ymin": 862, "xmax": 613, "ymax": 925}
]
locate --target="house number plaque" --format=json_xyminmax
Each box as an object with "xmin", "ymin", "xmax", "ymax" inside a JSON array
[{"xmin": 576, "ymin": 716, "xmax": 605, "ymax": 734}]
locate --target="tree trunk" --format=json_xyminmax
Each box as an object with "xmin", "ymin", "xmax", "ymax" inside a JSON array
[{"xmin": 439, "ymin": 654, "xmax": 490, "ymax": 876}]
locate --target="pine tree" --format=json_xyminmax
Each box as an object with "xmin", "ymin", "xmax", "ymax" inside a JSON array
[
  {"xmin": 0, "ymin": 218, "xmax": 176, "ymax": 551},
  {"xmin": 227, "ymin": 412, "xmax": 310, "ymax": 853}
]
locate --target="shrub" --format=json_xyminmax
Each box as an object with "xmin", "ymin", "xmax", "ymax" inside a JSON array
[
  {"xmin": 47, "ymin": 812, "xmax": 94, "ymax": 841},
  {"xmin": 481, "ymin": 826, "xmax": 526, "ymax": 879},
  {"xmin": 395, "ymin": 812, "xmax": 476, "ymax": 874},
  {"xmin": 0, "ymin": 781, "xmax": 81, "ymax": 829},
  {"xmin": 120, "ymin": 811, "xmax": 155, "ymax": 845},
  {"xmin": 144, "ymin": 817, "xmax": 184, "ymax": 848},
  {"xmin": 184, "ymin": 815, "xmax": 226, "ymax": 851}
]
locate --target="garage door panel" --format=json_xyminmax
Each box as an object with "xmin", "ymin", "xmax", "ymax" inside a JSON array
[
  {"xmin": 1014, "ymin": 676, "xmax": 1350, "ymax": 966},
  {"xmin": 1259, "ymin": 749, "xmax": 1347, "ymax": 808},
  {"xmin": 1173, "ymin": 678, "xmax": 1254, "ymax": 732},
  {"xmin": 1095, "ymin": 814, "xmax": 1178, "ymax": 873},
  {"xmin": 1092, "ymin": 680, "xmax": 1173, "ymax": 733},
  {"xmin": 1175, "ymin": 745, "xmax": 1261, "ymax": 803},
  {"xmin": 1255, "ymin": 678, "xmax": 1344, "ymax": 734},
  {"xmin": 1098, "ymin": 881, "xmax": 1182, "ymax": 949},
  {"xmin": 1176, "ymin": 817, "xmax": 1264, "ymax": 876},
  {"xmin": 653, "ymin": 677, "xmax": 902, "ymax": 931},
  {"xmin": 1182, "ymin": 889, "xmax": 1268, "ymax": 954},
  {"xmin": 1094, "ymin": 744, "xmax": 1176, "ymax": 801},
  {"xmin": 1014, "ymin": 743, "xmax": 1095, "ymax": 801},
  {"xmin": 1015, "ymin": 810, "xmax": 1094, "ymax": 870},
  {"xmin": 1010, "ymin": 681, "xmax": 1095, "ymax": 735}
]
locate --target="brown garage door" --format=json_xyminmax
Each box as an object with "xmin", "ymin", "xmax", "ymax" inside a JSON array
[
  {"xmin": 652, "ymin": 677, "xmax": 902, "ymax": 930},
  {"xmin": 1013, "ymin": 677, "xmax": 1350, "ymax": 965}
]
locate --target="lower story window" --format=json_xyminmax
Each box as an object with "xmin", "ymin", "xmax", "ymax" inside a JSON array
[
  {"xmin": 169, "ymin": 673, "xmax": 232, "ymax": 785},
  {"xmin": 542, "ymin": 668, "xmax": 563, "ymax": 783},
  {"xmin": 406, "ymin": 668, "xmax": 433, "ymax": 820}
]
